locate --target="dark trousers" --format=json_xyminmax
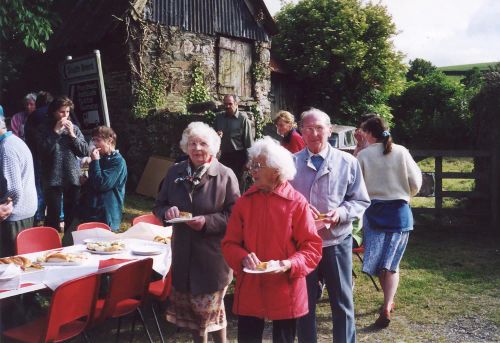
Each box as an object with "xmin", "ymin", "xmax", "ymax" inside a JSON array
[
  {"xmin": 238, "ymin": 315, "xmax": 296, "ymax": 343},
  {"xmin": 219, "ymin": 150, "xmax": 247, "ymax": 190},
  {"xmin": 0, "ymin": 217, "xmax": 34, "ymax": 257},
  {"xmin": 44, "ymin": 185, "xmax": 80, "ymax": 232},
  {"xmin": 297, "ymin": 235, "xmax": 356, "ymax": 343}
]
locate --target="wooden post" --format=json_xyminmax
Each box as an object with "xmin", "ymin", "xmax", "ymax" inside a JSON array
[
  {"xmin": 435, "ymin": 156, "xmax": 443, "ymax": 221},
  {"xmin": 491, "ymin": 146, "xmax": 499, "ymax": 232}
]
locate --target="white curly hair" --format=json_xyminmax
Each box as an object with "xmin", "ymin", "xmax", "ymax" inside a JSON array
[
  {"xmin": 179, "ymin": 121, "xmax": 221, "ymax": 156},
  {"xmin": 248, "ymin": 136, "xmax": 296, "ymax": 181}
]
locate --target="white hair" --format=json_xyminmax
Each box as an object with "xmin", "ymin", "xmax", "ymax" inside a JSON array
[
  {"xmin": 300, "ymin": 108, "xmax": 331, "ymax": 127},
  {"xmin": 248, "ymin": 136, "xmax": 296, "ymax": 181},
  {"xmin": 179, "ymin": 121, "xmax": 221, "ymax": 156},
  {"xmin": 24, "ymin": 93, "xmax": 37, "ymax": 104}
]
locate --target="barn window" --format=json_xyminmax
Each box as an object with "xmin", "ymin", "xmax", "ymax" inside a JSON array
[{"xmin": 218, "ymin": 37, "xmax": 252, "ymax": 98}]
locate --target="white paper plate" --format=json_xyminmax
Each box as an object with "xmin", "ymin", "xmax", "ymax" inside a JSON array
[
  {"xmin": 165, "ymin": 217, "xmax": 194, "ymax": 224},
  {"xmin": 86, "ymin": 248, "xmax": 126, "ymax": 255},
  {"xmin": 131, "ymin": 247, "xmax": 163, "ymax": 256},
  {"xmin": 243, "ymin": 261, "xmax": 281, "ymax": 274}
]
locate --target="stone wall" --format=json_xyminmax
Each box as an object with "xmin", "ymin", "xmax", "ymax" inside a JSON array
[{"xmin": 101, "ymin": 20, "xmax": 273, "ymax": 189}]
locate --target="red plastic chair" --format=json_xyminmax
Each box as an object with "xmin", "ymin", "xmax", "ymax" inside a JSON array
[
  {"xmin": 2, "ymin": 273, "xmax": 100, "ymax": 343},
  {"xmin": 148, "ymin": 272, "xmax": 172, "ymax": 343},
  {"xmin": 76, "ymin": 221, "xmax": 111, "ymax": 231},
  {"xmin": 16, "ymin": 226, "xmax": 62, "ymax": 254},
  {"xmin": 91, "ymin": 258, "xmax": 154, "ymax": 342},
  {"xmin": 132, "ymin": 213, "xmax": 163, "ymax": 226},
  {"xmin": 352, "ymin": 245, "xmax": 380, "ymax": 291}
]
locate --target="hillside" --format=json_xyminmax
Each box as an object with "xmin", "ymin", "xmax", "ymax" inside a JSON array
[{"xmin": 438, "ymin": 62, "xmax": 498, "ymax": 72}]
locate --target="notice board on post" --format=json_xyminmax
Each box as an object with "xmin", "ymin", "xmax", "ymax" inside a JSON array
[
  {"xmin": 59, "ymin": 50, "xmax": 110, "ymax": 133},
  {"xmin": 136, "ymin": 156, "xmax": 176, "ymax": 198}
]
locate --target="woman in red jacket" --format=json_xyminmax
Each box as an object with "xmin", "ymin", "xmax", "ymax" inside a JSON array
[
  {"xmin": 274, "ymin": 110, "xmax": 305, "ymax": 153},
  {"xmin": 222, "ymin": 136, "xmax": 322, "ymax": 343}
]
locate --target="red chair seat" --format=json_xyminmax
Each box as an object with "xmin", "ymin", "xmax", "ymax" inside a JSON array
[
  {"xmin": 94, "ymin": 298, "xmax": 141, "ymax": 320},
  {"xmin": 3, "ymin": 317, "xmax": 88, "ymax": 343},
  {"xmin": 132, "ymin": 214, "xmax": 163, "ymax": 226},
  {"xmin": 148, "ymin": 279, "xmax": 166, "ymax": 299}
]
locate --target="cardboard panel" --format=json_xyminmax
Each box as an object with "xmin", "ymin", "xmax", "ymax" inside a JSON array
[{"xmin": 136, "ymin": 156, "xmax": 176, "ymax": 198}]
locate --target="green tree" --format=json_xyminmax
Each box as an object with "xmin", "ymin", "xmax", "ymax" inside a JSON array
[
  {"xmin": 273, "ymin": 0, "xmax": 406, "ymax": 124},
  {"xmin": 0, "ymin": 0, "xmax": 55, "ymax": 52},
  {"xmin": 391, "ymin": 72, "xmax": 472, "ymax": 149},
  {"xmin": 406, "ymin": 58, "xmax": 437, "ymax": 81}
]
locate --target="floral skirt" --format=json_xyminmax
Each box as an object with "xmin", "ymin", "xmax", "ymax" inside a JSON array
[{"xmin": 166, "ymin": 286, "xmax": 227, "ymax": 336}]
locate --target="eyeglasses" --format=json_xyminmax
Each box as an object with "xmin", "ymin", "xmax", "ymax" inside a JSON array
[
  {"xmin": 188, "ymin": 141, "xmax": 209, "ymax": 149},
  {"xmin": 301, "ymin": 126, "xmax": 326, "ymax": 134},
  {"xmin": 248, "ymin": 162, "xmax": 264, "ymax": 172}
]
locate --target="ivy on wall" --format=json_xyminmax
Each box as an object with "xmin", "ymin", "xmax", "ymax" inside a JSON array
[
  {"xmin": 251, "ymin": 105, "xmax": 271, "ymax": 139},
  {"xmin": 132, "ymin": 68, "xmax": 168, "ymax": 118},
  {"xmin": 185, "ymin": 62, "xmax": 212, "ymax": 104}
]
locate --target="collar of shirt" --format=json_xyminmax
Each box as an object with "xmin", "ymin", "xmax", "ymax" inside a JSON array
[
  {"xmin": 0, "ymin": 131, "xmax": 13, "ymax": 142},
  {"xmin": 307, "ymin": 145, "xmax": 329, "ymax": 159},
  {"xmin": 225, "ymin": 110, "xmax": 240, "ymax": 118}
]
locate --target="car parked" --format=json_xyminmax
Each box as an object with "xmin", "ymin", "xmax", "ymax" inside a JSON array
[{"xmin": 328, "ymin": 124, "xmax": 357, "ymax": 152}]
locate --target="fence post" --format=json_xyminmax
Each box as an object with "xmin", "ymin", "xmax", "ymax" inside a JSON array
[
  {"xmin": 491, "ymin": 146, "xmax": 499, "ymax": 232},
  {"xmin": 435, "ymin": 156, "xmax": 443, "ymax": 220}
]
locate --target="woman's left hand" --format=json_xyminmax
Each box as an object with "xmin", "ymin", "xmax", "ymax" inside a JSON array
[
  {"xmin": 271, "ymin": 259, "xmax": 292, "ymax": 273},
  {"xmin": 185, "ymin": 215, "xmax": 206, "ymax": 231}
]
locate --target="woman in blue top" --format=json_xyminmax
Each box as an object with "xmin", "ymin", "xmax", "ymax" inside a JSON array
[
  {"xmin": 80, "ymin": 126, "xmax": 127, "ymax": 231},
  {"xmin": 356, "ymin": 117, "xmax": 422, "ymax": 328}
]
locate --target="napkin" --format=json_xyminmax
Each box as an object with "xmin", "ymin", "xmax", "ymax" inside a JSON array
[{"xmin": 0, "ymin": 264, "xmax": 22, "ymax": 290}]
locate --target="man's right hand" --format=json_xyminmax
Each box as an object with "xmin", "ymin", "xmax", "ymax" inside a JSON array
[
  {"xmin": 0, "ymin": 200, "xmax": 13, "ymax": 222},
  {"xmin": 242, "ymin": 252, "xmax": 261, "ymax": 270}
]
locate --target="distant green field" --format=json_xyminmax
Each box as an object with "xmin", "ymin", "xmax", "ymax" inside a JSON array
[{"xmin": 438, "ymin": 61, "xmax": 498, "ymax": 72}]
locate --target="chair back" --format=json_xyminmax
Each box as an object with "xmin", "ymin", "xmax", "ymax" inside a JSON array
[
  {"xmin": 77, "ymin": 222, "xmax": 111, "ymax": 231},
  {"xmin": 96, "ymin": 259, "xmax": 153, "ymax": 323},
  {"xmin": 16, "ymin": 226, "xmax": 62, "ymax": 254},
  {"xmin": 43, "ymin": 273, "xmax": 100, "ymax": 342},
  {"xmin": 132, "ymin": 214, "xmax": 163, "ymax": 226}
]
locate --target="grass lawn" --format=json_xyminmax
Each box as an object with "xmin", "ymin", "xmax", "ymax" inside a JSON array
[{"xmin": 112, "ymin": 193, "xmax": 499, "ymax": 342}]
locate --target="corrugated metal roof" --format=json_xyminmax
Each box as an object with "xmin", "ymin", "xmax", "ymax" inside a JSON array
[{"xmin": 146, "ymin": 0, "xmax": 275, "ymax": 41}]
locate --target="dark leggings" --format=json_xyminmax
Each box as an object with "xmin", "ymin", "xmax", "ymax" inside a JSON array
[
  {"xmin": 44, "ymin": 185, "xmax": 80, "ymax": 232},
  {"xmin": 237, "ymin": 315, "xmax": 296, "ymax": 343}
]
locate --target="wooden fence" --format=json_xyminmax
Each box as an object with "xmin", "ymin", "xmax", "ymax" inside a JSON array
[{"xmin": 410, "ymin": 149, "xmax": 499, "ymax": 231}]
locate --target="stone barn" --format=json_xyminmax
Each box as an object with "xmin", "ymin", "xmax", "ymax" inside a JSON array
[{"xmin": 34, "ymin": 0, "xmax": 279, "ymax": 186}]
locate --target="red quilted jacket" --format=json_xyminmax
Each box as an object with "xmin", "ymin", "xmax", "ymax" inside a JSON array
[{"xmin": 222, "ymin": 182, "xmax": 322, "ymax": 320}]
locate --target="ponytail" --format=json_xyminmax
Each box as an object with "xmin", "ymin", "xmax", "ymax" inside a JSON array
[
  {"xmin": 383, "ymin": 133, "xmax": 393, "ymax": 155},
  {"xmin": 361, "ymin": 117, "xmax": 393, "ymax": 155}
]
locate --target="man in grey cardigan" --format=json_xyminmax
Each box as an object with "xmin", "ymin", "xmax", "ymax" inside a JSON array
[
  {"xmin": 291, "ymin": 108, "xmax": 370, "ymax": 343},
  {"xmin": 0, "ymin": 114, "xmax": 37, "ymax": 257}
]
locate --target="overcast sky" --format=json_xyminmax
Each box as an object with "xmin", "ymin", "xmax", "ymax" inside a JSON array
[{"xmin": 263, "ymin": 0, "xmax": 500, "ymax": 67}]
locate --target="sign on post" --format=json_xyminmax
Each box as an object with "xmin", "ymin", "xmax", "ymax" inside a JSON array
[{"xmin": 60, "ymin": 50, "xmax": 110, "ymax": 132}]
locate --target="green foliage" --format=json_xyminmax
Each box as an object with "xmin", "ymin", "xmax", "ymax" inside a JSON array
[
  {"xmin": 185, "ymin": 63, "xmax": 212, "ymax": 104},
  {"xmin": 406, "ymin": 58, "xmax": 437, "ymax": 81},
  {"xmin": 470, "ymin": 71, "xmax": 500, "ymax": 147},
  {"xmin": 251, "ymin": 105, "xmax": 271, "ymax": 139},
  {"xmin": 251, "ymin": 62, "xmax": 268, "ymax": 83},
  {"xmin": 0, "ymin": 0, "xmax": 55, "ymax": 52},
  {"xmin": 391, "ymin": 71, "xmax": 473, "ymax": 149},
  {"xmin": 274, "ymin": 0, "xmax": 406, "ymax": 125},
  {"xmin": 132, "ymin": 68, "xmax": 168, "ymax": 118}
]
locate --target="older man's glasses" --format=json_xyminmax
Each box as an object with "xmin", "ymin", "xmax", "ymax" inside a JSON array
[{"xmin": 302, "ymin": 126, "xmax": 326, "ymax": 134}]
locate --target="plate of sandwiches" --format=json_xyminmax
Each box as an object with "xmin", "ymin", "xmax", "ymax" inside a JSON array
[
  {"xmin": 153, "ymin": 235, "xmax": 171, "ymax": 244},
  {"xmin": 86, "ymin": 241, "xmax": 126, "ymax": 254},
  {"xmin": 243, "ymin": 260, "xmax": 282, "ymax": 274},
  {"xmin": 37, "ymin": 251, "xmax": 89, "ymax": 266},
  {"xmin": 165, "ymin": 211, "xmax": 194, "ymax": 224},
  {"xmin": 0, "ymin": 255, "xmax": 42, "ymax": 271}
]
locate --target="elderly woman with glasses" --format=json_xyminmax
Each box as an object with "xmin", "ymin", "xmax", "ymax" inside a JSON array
[
  {"xmin": 222, "ymin": 136, "xmax": 322, "ymax": 343},
  {"xmin": 153, "ymin": 121, "xmax": 240, "ymax": 343}
]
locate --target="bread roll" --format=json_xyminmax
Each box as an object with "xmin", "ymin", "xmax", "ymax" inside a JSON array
[
  {"xmin": 179, "ymin": 211, "xmax": 192, "ymax": 219},
  {"xmin": 256, "ymin": 262, "xmax": 268, "ymax": 271}
]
